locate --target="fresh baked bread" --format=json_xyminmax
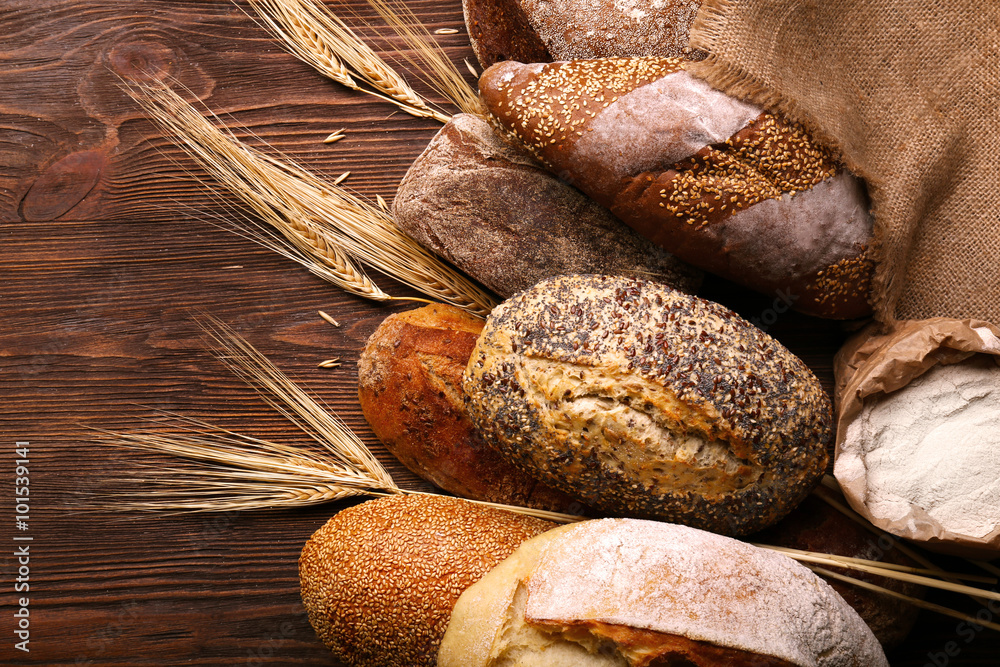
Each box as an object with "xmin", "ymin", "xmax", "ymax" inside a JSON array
[
  {"xmin": 357, "ymin": 304, "xmax": 582, "ymax": 512},
  {"xmin": 463, "ymin": 0, "xmax": 704, "ymax": 68},
  {"xmin": 754, "ymin": 494, "xmax": 924, "ymax": 648},
  {"xmin": 438, "ymin": 518, "xmax": 888, "ymax": 667},
  {"xmin": 393, "ymin": 114, "xmax": 700, "ymax": 299},
  {"xmin": 462, "ymin": 274, "xmax": 832, "ymax": 536},
  {"xmin": 479, "ymin": 57, "xmax": 875, "ymax": 319},
  {"xmin": 299, "ymin": 494, "xmax": 554, "ymax": 667}
]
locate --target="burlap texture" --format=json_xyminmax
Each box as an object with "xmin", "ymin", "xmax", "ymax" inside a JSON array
[{"xmin": 688, "ymin": 0, "xmax": 1000, "ymax": 324}]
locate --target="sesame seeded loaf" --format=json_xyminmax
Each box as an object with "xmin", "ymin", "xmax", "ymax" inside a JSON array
[
  {"xmin": 438, "ymin": 519, "xmax": 888, "ymax": 667},
  {"xmin": 358, "ymin": 303, "xmax": 583, "ymax": 512},
  {"xmin": 298, "ymin": 494, "xmax": 554, "ymax": 667},
  {"xmin": 393, "ymin": 113, "xmax": 701, "ymax": 299},
  {"xmin": 462, "ymin": 274, "xmax": 832, "ymax": 536},
  {"xmin": 463, "ymin": 0, "xmax": 704, "ymax": 69},
  {"xmin": 479, "ymin": 57, "xmax": 875, "ymax": 319}
]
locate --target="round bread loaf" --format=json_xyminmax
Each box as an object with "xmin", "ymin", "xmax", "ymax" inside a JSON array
[
  {"xmin": 463, "ymin": 0, "xmax": 704, "ymax": 68},
  {"xmin": 753, "ymin": 494, "xmax": 924, "ymax": 648},
  {"xmin": 479, "ymin": 57, "xmax": 875, "ymax": 319},
  {"xmin": 358, "ymin": 304, "xmax": 583, "ymax": 512},
  {"xmin": 299, "ymin": 494, "xmax": 554, "ymax": 667},
  {"xmin": 462, "ymin": 274, "xmax": 832, "ymax": 536},
  {"xmin": 393, "ymin": 113, "xmax": 701, "ymax": 298},
  {"xmin": 438, "ymin": 518, "xmax": 888, "ymax": 667}
]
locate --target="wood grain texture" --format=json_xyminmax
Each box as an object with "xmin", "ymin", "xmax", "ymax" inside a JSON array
[{"xmin": 0, "ymin": 1, "xmax": 996, "ymax": 664}]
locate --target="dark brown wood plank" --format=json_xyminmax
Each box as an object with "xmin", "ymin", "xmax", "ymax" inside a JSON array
[{"xmin": 1, "ymin": 0, "xmax": 996, "ymax": 664}]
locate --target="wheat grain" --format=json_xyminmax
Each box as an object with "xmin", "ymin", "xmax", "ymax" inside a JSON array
[
  {"xmin": 127, "ymin": 80, "xmax": 497, "ymax": 315},
  {"xmin": 249, "ymin": 0, "xmax": 451, "ymax": 123}
]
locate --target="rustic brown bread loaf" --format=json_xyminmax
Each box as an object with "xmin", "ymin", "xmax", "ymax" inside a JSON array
[
  {"xmin": 479, "ymin": 57, "xmax": 875, "ymax": 319},
  {"xmin": 393, "ymin": 113, "xmax": 700, "ymax": 298},
  {"xmin": 463, "ymin": 0, "xmax": 704, "ymax": 69},
  {"xmin": 438, "ymin": 519, "xmax": 888, "ymax": 667},
  {"xmin": 299, "ymin": 494, "xmax": 554, "ymax": 667},
  {"xmin": 754, "ymin": 494, "xmax": 924, "ymax": 648},
  {"xmin": 358, "ymin": 304, "xmax": 581, "ymax": 512},
  {"xmin": 462, "ymin": 274, "xmax": 832, "ymax": 536}
]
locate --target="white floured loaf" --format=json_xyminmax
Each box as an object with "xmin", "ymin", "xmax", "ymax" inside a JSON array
[{"xmin": 438, "ymin": 518, "xmax": 888, "ymax": 667}]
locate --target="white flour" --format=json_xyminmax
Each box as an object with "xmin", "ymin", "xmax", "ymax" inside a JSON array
[{"xmin": 844, "ymin": 357, "xmax": 1000, "ymax": 539}]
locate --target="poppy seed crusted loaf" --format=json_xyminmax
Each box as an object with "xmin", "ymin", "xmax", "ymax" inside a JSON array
[{"xmin": 462, "ymin": 274, "xmax": 832, "ymax": 536}]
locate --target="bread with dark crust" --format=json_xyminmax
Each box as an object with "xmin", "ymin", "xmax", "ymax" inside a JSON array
[
  {"xmin": 462, "ymin": 274, "xmax": 832, "ymax": 536},
  {"xmin": 299, "ymin": 494, "xmax": 554, "ymax": 667},
  {"xmin": 358, "ymin": 303, "xmax": 582, "ymax": 512},
  {"xmin": 393, "ymin": 113, "xmax": 701, "ymax": 299},
  {"xmin": 463, "ymin": 0, "xmax": 704, "ymax": 69},
  {"xmin": 479, "ymin": 57, "xmax": 874, "ymax": 319}
]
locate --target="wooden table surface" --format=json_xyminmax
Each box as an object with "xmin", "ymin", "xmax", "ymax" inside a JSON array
[{"xmin": 1, "ymin": 1, "xmax": 997, "ymax": 664}]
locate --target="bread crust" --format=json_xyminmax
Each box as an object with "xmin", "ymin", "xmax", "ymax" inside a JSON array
[
  {"xmin": 463, "ymin": 0, "xmax": 704, "ymax": 68},
  {"xmin": 479, "ymin": 58, "xmax": 874, "ymax": 319},
  {"xmin": 299, "ymin": 495, "xmax": 554, "ymax": 667},
  {"xmin": 439, "ymin": 519, "xmax": 889, "ymax": 667},
  {"xmin": 358, "ymin": 304, "xmax": 581, "ymax": 511},
  {"xmin": 393, "ymin": 114, "xmax": 701, "ymax": 299},
  {"xmin": 462, "ymin": 274, "xmax": 831, "ymax": 536}
]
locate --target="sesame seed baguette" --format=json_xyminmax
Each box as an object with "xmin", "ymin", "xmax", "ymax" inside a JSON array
[
  {"xmin": 299, "ymin": 494, "xmax": 555, "ymax": 667},
  {"xmin": 479, "ymin": 57, "xmax": 875, "ymax": 319},
  {"xmin": 462, "ymin": 274, "xmax": 832, "ymax": 537}
]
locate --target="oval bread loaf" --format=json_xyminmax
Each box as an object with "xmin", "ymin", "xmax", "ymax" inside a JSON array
[
  {"xmin": 462, "ymin": 274, "xmax": 832, "ymax": 536},
  {"xmin": 358, "ymin": 304, "xmax": 583, "ymax": 512},
  {"xmin": 438, "ymin": 518, "xmax": 889, "ymax": 667},
  {"xmin": 479, "ymin": 57, "xmax": 875, "ymax": 319},
  {"xmin": 299, "ymin": 494, "xmax": 554, "ymax": 667},
  {"xmin": 393, "ymin": 113, "xmax": 701, "ymax": 298},
  {"xmin": 463, "ymin": 0, "xmax": 704, "ymax": 68}
]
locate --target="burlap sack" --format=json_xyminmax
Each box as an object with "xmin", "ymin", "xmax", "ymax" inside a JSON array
[
  {"xmin": 688, "ymin": 0, "xmax": 1000, "ymax": 324},
  {"xmin": 833, "ymin": 319, "xmax": 1000, "ymax": 557}
]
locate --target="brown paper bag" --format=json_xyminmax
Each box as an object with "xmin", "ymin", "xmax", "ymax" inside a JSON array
[{"xmin": 833, "ymin": 319, "xmax": 1000, "ymax": 557}]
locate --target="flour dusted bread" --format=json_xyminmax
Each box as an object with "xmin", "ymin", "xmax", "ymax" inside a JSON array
[
  {"xmin": 463, "ymin": 274, "xmax": 832, "ymax": 536},
  {"xmin": 438, "ymin": 519, "xmax": 888, "ymax": 667},
  {"xmin": 479, "ymin": 57, "xmax": 874, "ymax": 319},
  {"xmin": 464, "ymin": 0, "xmax": 703, "ymax": 68},
  {"xmin": 298, "ymin": 494, "xmax": 553, "ymax": 667},
  {"xmin": 393, "ymin": 114, "xmax": 700, "ymax": 299},
  {"xmin": 358, "ymin": 304, "xmax": 581, "ymax": 512}
]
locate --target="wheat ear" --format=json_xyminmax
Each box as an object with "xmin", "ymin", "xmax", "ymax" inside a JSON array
[
  {"xmin": 127, "ymin": 80, "xmax": 497, "ymax": 315},
  {"xmin": 249, "ymin": 0, "xmax": 451, "ymax": 123}
]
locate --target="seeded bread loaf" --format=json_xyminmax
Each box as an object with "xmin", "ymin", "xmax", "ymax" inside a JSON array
[
  {"xmin": 393, "ymin": 114, "xmax": 700, "ymax": 298},
  {"xmin": 462, "ymin": 274, "xmax": 832, "ymax": 536},
  {"xmin": 438, "ymin": 519, "xmax": 888, "ymax": 667},
  {"xmin": 463, "ymin": 0, "xmax": 704, "ymax": 69},
  {"xmin": 299, "ymin": 494, "xmax": 554, "ymax": 667},
  {"xmin": 479, "ymin": 57, "xmax": 875, "ymax": 319},
  {"xmin": 357, "ymin": 304, "xmax": 582, "ymax": 512}
]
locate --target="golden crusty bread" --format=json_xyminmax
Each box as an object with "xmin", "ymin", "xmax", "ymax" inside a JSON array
[
  {"xmin": 438, "ymin": 519, "xmax": 889, "ymax": 667},
  {"xmin": 358, "ymin": 304, "xmax": 582, "ymax": 512},
  {"xmin": 298, "ymin": 494, "xmax": 553, "ymax": 667},
  {"xmin": 462, "ymin": 274, "xmax": 832, "ymax": 536}
]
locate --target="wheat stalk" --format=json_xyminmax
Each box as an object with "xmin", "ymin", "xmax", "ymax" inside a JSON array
[
  {"xmin": 127, "ymin": 80, "xmax": 497, "ymax": 315},
  {"xmin": 249, "ymin": 0, "xmax": 451, "ymax": 123},
  {"xmin": 364, "ymin": 0, "xmax": 483, "ymax": 116}
]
